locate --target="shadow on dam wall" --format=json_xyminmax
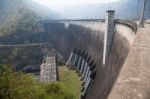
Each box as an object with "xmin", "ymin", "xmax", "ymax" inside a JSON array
[{"xmin": 43, "ymin": 21, "xmax": 136, "ymax": 99}]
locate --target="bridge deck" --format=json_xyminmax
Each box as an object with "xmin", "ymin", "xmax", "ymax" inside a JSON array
[{"xmin": 0, "ymin": 43, "xmax": 47, "ymax": 47}]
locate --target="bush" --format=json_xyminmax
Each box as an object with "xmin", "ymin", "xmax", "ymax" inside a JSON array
[{"xmin": 0, "ymin": 64, "xmax": 76, "ymax": 99}]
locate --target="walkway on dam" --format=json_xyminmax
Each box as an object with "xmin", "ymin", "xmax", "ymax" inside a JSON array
[{"xmin": 108, "ymin": 23, "xmax": 150, "ymax": 99}]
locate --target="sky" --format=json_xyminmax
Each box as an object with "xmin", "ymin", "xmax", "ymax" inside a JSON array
[{"xmin": 33, "ymin": 0, "xmax": 121, "ymax": 10}]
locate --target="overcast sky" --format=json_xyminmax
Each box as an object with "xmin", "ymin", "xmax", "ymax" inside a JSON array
[{"xmin": 33, "ymin": 0, "xmax": 122, "ymax": 10}]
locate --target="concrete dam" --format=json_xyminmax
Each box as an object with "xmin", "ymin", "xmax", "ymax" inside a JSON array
[
  {"xmin": 42, "ymin": 13, "xmax": 149, "ymax": 99},
  {"xmin": 0, "ymin": 0, "xmax": 149, "ymax": 99}
]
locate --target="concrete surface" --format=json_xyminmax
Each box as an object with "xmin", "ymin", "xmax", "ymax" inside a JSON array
[
  {"xmin": 108, "ymin": 24, "xmax": 150, "ymax": 99},
  {"xmin": 86, "ymin": 23, "xmax": 135, "ymax": 99}
]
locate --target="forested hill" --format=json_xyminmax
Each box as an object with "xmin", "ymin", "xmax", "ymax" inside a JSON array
[{"xmin": 0, "ymin": 0, "xmax": 59, "ymax": 36}]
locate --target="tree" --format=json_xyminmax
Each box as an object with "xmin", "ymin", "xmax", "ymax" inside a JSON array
[
  {"xmin": 0, "ymin": 64, "xmax": 13, "ymax": 99},
  {"xmin": 0, "ymin": 64, "xmax": 76, "ymax": 99}
]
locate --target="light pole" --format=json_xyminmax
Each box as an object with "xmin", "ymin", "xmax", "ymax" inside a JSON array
[{"xmin": 138, "ymin": 0, "xmax": 146, "ymax": 28}]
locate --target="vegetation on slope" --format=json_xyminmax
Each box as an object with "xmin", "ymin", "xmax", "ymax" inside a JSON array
[
  {"xmin": 0, "ymin": 64, "xmax": 75, "ymax": 99},
  {"xmin": 0, "ymin": 0, "xmax": 40, "ymax": 36},
  {"xmin": 0, "ymin": 9, "xmax": 40, "ymax": 36},
  {"xmin": 58, "ymin": 66, "xmax": 82, "ymax": 99},
  {"xmin": 0, "ymin": 45, "xmax": 52, "ymax": 70}
]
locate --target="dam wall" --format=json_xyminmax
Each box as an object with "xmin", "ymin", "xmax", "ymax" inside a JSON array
[
  {"xmin": 43, "ymin": 21, "xmax": 136, "ymax": 99},
  {"xmin": 108, "ymin": 23, "xmax": 150, "ymax": 99},
  {"xmin": 86, "ymin": 22, "xmax": 135, "ymax": 99}
]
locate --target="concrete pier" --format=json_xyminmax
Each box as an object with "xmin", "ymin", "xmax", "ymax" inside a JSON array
[
  {"xmin": 82, "ymin": 58, "xmax": 92, "ymax": 80},
  {"xmin": 81, "ymin": 62, "xmax": 88, "ymax": 80},
  {"xmin": 84, "ymin": 66, "xmax": 90, "ymax": 82},
  {"xmin": 77, "ymin": 56, "xmax": 82, "ymax": 70},
  {"xmin": 77, "ymin": 51, "xmax": 85, "ymax": 71},
  {"xmin": 66, "ymin": 52, "xmax": 73, "ymax": 67},
  {"xmin": 80, "ymin": 59, "xmax": 86, "ymax": 74},
  {"xmin": 73, "ymin": 54, "xmax": 78, "ymax": 67},
  {"xmin": 80, "ymin": 54, "xmax": 88, "ymax": 74},
  {"xmin": 82, "ymin": 69, "xmax": 97, "ymax": 98},
  {"xmin": 66, "ymin": 49, "xmax": 76, "ymax": 67},
  {"xmin": 73, "ymin": 50, "xmax": 81, "ymax": 68},
  {"xmin": 40, "ymin": 50, "xmax": 57, "ymax": 82}
]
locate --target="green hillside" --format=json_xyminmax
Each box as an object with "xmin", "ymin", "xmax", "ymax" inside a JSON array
[
  {"xmin": 0, "ymin": 0, "xmax": 58, "ymax": 36},
  {"xmin": 0, "ymin": 0, "xmax": 60, "ymax": 69},
  {"xmin": 58, "ymin": 66, "xmax": 82, "ymax": 99},
  {"xmin": 0, "ymin": 64, "xmax": 75, "ymax": 99}
]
